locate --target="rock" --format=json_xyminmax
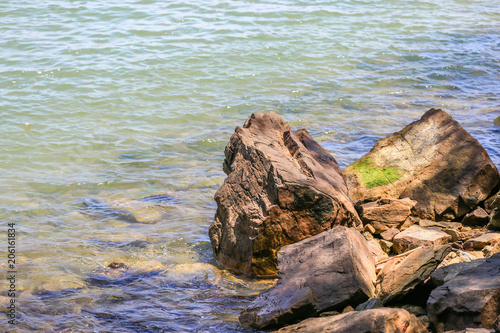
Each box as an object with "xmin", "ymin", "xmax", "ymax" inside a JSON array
[
  {"xmin": 427, "ymin": 253, "xmax": 500, "ymax": 332},
  {"xmin": 393, "ymin": 225, "xmax": 452, "ymax": 254},
  {"xmin": 494, "ymin": 315, "xmax": 500, "ymax": 333},
  {"xmin": 209, "ymin": 112, "xmax": 362, "ymax": 277},
  {"xmin": 342, "ymin": 305, "xmax": 355, "ymax": 313},
  {"xmin": 431, "ymin": 259, "xmax": 487, "ymax": 287},
  {"xmin": 380, "ymin": 227, "xmax": 400, "ymax": 241},
  {"xmin": 376, "ymin": 245, "xmax": 451, "ymax": 304},
  {"xmin": 485, "ymin": 193, "xmax": 500, "ymax": 214},
  {"xmin": 462, "ymin": 207, "xmax": 490, "ymax": 226},
  {"xmin": 495, "ymin": 116, "xmax": 500, "ymax": 127},
  {"xmin": 366, "ymin": 239, "xmax": 389, "ymax": 262},
  {"xmin": 364, "ymin": 224, "xmax": 376, "ymax": 235},
  {"xmin": 358, "ymin": 198, "xmax": 417, "ymax": 233},
  {"xmin": 401, "ymin": 216, "xmax": 418, "ymax": 231},
  {"xmin": 378, "ymin": 239, "xmax": 393, "ymax": 254},
  {"xmin": 161, "ymin": 263, "xmax": 221, "ymax": 287},
  {"xmin": 483, "ymin": 243, "xmax": 500, "ymax": 257},
  {"xmin": 274, "ymin": 308, "xmax": 429, "ymax": 333},
  {"xmin": 355, "ymin": 298, "xmax": 383, "ymax": 311},
  {"xmin": 419, "ymin": 220, "xmax": 462, "ymax": 230},
  {"xmin": 488, "ymin": 209, "xmax": 500, "ymax": 231},
  {"xmin": 444, "ymin": 229, "xmax": 460, "ymax": 242},
  {"xmin": 445, "ymin": 329, "xmax": 496, "ymax": 333},
  {"xmin": 239, "ymin": 226, "xmax": 376, "ymax": 329},
  {"xmin": 344, "ymin": 108, "xmax": 500, "ymax": 221},
  {"xmin": 463, "ymin": 232, "xmax": 500, "ymax": 251},
  {"xmin": 402, "ymin": 305, "xmax": 427, "ymax": 317}
]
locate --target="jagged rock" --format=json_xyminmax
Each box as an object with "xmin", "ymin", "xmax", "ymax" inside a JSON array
[
  {"xmin": 393, "ymin": 225, "xmax": 452, "ymax": 254},
  {"xmin": 344, "ymin": 108, "xmax": 500, "ymax": 221},
  {"xmin": 431, "ymin": 259, "xmax": 487, "ymax": 287},
  {"xmin": 366, "ymin": 238, "xmax": 389, "ymax": 262},
  {"xmin": 463, "ymin": 232, "xmax": 500, "ymax": 251},
  {"xmin": 355, "ymin": 298, "xmax": 383, "ymax": 311},
  {"xmin": 358, "ymin": 198, "xmax": 417, "ymax": 234},
  {"xmin": 444, "ymin": 229, "xmax": 460, "ymax": 242},
  {"xmin": 380, "ymin": 227, "xmax": 400, "ymax": 241},
  {"xmin": 239, "ymin": 226, "xmax": 376, "ymax": 329},
  {"xmin": 427, "ymin": 253, "xmax": 500, "ymax": 332},
  {"xmin": 209, "ymin": 112, "xmax": 362, "ymax": 277},
  {"xmin": 376, "ymin": 245, "xmax": 451, "ymax": 304},
  {"xmin": 488, "ymin": 209, "xmax": 500, "ymax": 231},
  {"xmin": 419, "ymin": 220, "xmax": 462, "ymax": 230},
  {"xmin": 378, "ymin": 239, "xmax": 393, "ymax": 254},
  {"xmin": 485, "ymin": 193, "xmax": 500, "ymax": 214},
  {"xmin": 483, "ymin": 243, "xmax": 500, "ymax": 257},
  {"xmin": 462, "ymin": 207, "xmax": 490, "ymax": 226},
  {"xmin": 494, "ymin": 315, "xmax": 500, "ymax": 333},
  {"xmin": 274, "ymin": 308, "xmax": 429, "ymax": 333}
]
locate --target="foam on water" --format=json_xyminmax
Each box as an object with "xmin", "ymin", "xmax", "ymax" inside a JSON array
[{"xmin": 0, "ymin": 0, "xmax": 499, "ymax": 331}]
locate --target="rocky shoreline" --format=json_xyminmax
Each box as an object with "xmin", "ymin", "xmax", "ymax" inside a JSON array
[{"xmin": 209, "ymin": 109, "xmax": 500, "ymax": 333}]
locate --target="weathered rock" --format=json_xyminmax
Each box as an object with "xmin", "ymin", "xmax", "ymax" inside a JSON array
[
  {"xmin": 239, "ymin": 226, "xmax": 376, "ymax": 329},
  {"xmin": 485, "ymin": 193, "xmax": 500, "ymax": 213},
  {"xmin": 209, "ymin": 112, "xmax": 362, "ymax": 277},
  {"xmin": 274, "ymin": 308, "xmax": 429, "ymax": 333},
  {"xmin": 376, "ymin": 245, "xmax": 451, "ymax": 304},
  {"xmin": 419, "ymin": 220, "xmax": 462, "ymax": 230},
  {"xmin": 355, "ymin": 298, "xmax": 383, "ymax": 311},
  {"xmin": 358, "ymin": 198, "xmax": 417, "ymax": 233},
  {"xmin": 488, "ymin": 209, "xmax": 500, "ymax": 231},
  {"xmin": 378, "ymin": 239, "xmax": 393, "ymax": 254},
  {"xmin": 494, "ymin": 315, "xmax": 500, "ymax": 333},
  {"xmin": 483, "ymin": 243, "xmax": 500, "ymax": 257},
  {"xmin": 380, "ymin": 227, "xmax": 400, "ymax": 241},
  {"xmin": 364, "ymin": 224, "xmax": 377, "ymax": 235},
  {"xmin": 366, "ymin": 239, "xmax": 389, "ymax": 262},
  {"xmin": 463, "ymin": 232, "xmax": 500, "ymax": 251},
  {"xmin": 427, "ymin": 253, "xmax": 500, "ymax": 332},
  {"xmin": 393, "ymin": 225, "xmax": 452, "ymax": 254},
  {"xmin": 444, "ymin": 229, "xmax": 460, "ymax": 242},
  {"xmin": 344, "ymin": 108, "xmax": 500, "ymax": 221},
  {"xmin": 462, "ymin": 207, "xmax": 490, "ymax": 226},
  {"xmin": 431, "ymin": 259, "xmax": 487, "ymax": 287}
]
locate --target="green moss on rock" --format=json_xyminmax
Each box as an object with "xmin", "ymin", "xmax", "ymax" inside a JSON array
[{"xmin": 351, "ymin": 158, "xmax": 402, "ymax": 189}]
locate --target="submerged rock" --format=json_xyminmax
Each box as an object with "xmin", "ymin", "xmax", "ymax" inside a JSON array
[
  {"xmin": 239, "ymin": 226, "xmax": 375, "ymax": 329},
  {"xmin": 209, "ymin": 112, "xmax": 361, "ymax": 277},
  {"xmin": 344, "ymin": 108, "xmax": 500, "ymax": 221},
  {"xmin": 274, "ymin": 308, "xmax": 428, "ymax": 333},
  {"xmin": 427, "ymin": 253, "xmax": 500, "ymax": 332}
]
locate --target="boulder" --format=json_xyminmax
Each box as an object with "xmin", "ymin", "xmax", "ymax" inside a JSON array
[
  {"xmin": 375, "ymin": 245, "xmax": 451, "ymax": 304},
  {"xmin": 239, "ymin": 226, "xmax": 376, "ymax": 329},
  {"xmin": 380, "ymin": 227, "xmax": 400, "ymax": 241},
  {"xmin": 430, "ymin": 259, "xmax": 487, "ymax": 287},
  {"xmin": 366, "ymin": 239, "xmax": 389, "ymax": 263},
  {"xmin": 209, "ymin": 112, "xmax": 362, "ymax": 277},
  {"xmin": 462, "ymin": 207, "xmax": 490, "ymax": 226},
  {"xmin": 274, "ymin": 308, "xmax": 429, "ymax": 333},
  {"xmin": 344, "ymin": 108, "xmax": 500, "ymax": 221},
  {"xmin": 358, "ymin": 198, "xmax": 417, "ymax": 233},
  {"xmin": 393, "ymin": 225, "xmax": 452, "ymax": 254},
  {"xmin": 463, "ymin": 232, "xmax": 500, "ymax": 251},
  {"xmin": 427, "ymin": 253, "xmax": 500, "ymax": 332}
]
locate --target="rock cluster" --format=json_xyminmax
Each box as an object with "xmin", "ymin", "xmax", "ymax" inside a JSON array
[{"xmin": 209, "ymin": 109, "xmax": 500, "ymax": 332}]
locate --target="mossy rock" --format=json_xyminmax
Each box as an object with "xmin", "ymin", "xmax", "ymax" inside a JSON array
[
  {"xmin": 351, "ymin": 158, "xmax": 403, "ymax": 189},
  {"xmin": 494, "ymin": 116, "xmax": 500, "ymax": 127}
]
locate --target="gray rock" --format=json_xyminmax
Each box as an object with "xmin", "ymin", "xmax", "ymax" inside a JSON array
[
  {"xmin": 375, "ymin": 245, "xmax": 451, "ymax": 304},
  {"xmin": 344, "ymin": 108, "xmax": 500, "ymax": 221},
  {"xmin": 355, "ymin": 298, "xmax": 383, "ymax": 311},
  {"xmin": 274, "ymin": 308, "xmax": 429, "ymax": 333},
  {"xmin": 209, "ymin": 112, "xmax": 362, "ymax": 277},
  {"xmin": 427, "ymin": 253, "xmax": 500, "ymax": 332},
  {"xmin": 430, "ymin": 259, "xmax": 486, "ymax": 287},
  {"xmin": 239, "ymin": 226, "xmax": 376, "ymax": 329}
]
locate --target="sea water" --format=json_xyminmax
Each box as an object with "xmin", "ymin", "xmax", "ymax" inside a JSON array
[{"xmin": 0, "ymin": 0, "xmax": 499, "ymax": 331}]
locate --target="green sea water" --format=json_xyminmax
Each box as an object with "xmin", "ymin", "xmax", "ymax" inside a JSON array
[{"xmin": 1, "ymin": 0, "xmax": 499, "ymax": 331}]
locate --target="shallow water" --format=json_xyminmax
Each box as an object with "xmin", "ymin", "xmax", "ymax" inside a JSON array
[{"xmin": 0, "ymin": 0, "xmax": 499, "ymax": 331}]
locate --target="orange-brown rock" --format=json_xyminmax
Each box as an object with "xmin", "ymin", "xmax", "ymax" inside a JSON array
[
  {"xmin": 209, "ymin": 112, "xmax": 361, "ymax": 277},
  {"xmin": 344, "ymin": 109, "xmax": 500, "ymax": 221}
]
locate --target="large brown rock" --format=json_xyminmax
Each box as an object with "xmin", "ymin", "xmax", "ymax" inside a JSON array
[
  {"xmin": 393, "ymin": 225, "xmax": 452, "ymax": 254},
  {"xmin": 239, "ymin": 226, "xmax": 376, "ymax": 329},
  {"xmin": 344, "ymin": 108, "xmax": 500, "ymax": 221},
  {"xmin": 274, "ymin": 308, "xmax": 428, "ymax": 333},
  {"xmin": 209, "ymin": 112, "xmax": 362, "ymax": 277},
  {"xmin": 376, "ymin": 245, "xmax": 451, "ymax": 304},
  {"xmin": 427, "ymin": 253, "xmax": 500, "ymax": 332}
]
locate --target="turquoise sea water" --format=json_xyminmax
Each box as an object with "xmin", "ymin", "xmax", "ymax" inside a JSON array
[{"xmin": 1, "ymin": 0, "xmax": 499, "ymax": 331}]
